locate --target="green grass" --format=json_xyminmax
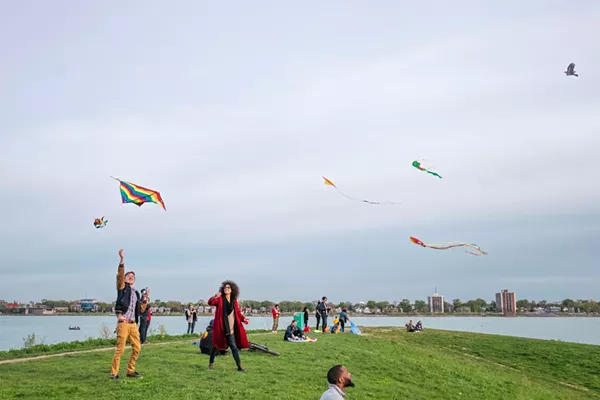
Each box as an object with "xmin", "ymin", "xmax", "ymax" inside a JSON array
[
  {"xmin": 1, "ymin": 327, "xmax": 599, "ymax": 399},
  {"xmin": 0, "ymin": 333, "xmax": 197, "ymax": 361}
]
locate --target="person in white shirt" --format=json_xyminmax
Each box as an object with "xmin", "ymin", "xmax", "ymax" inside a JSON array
[{"xmin": 320, "ymin": 364, "xmax": 355, "ymax": 399}]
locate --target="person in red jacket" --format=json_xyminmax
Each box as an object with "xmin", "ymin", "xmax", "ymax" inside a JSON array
[
  {"xmin": 271, "ymin": 304, "xmax": 281, "ymax": 333},
  {"xmin": 207, "ymin": 280, "xmax": 250, "ymax": 372}
]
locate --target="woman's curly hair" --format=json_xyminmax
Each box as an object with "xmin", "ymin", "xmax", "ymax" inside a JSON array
[{"xmin": 219, "ymin": 280, "xmax": 240, "ymax": 300}]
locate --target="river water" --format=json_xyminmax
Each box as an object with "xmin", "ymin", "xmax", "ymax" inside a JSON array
[{"xmin": 0, "ymin": 315, "xmax": 598, "ymax": 351}]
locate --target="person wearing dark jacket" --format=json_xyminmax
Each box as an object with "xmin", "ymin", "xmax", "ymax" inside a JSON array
[
  {"xmin": 185, "ymin": 304, "xmax": 198, "ymax": 334},
  {"xmin": 284, "ymin": 320, "xmax": 305, "ymax": 341},
  {"xmin": 317, "ymin": 296, "xmax": 329, "ymax": 333},
  {"xmin": 315, "ymin": 303, "xmax": 322, "ymax": 330},
  {"xmin": 139, "ymin": 288, "xmax": 151, "ymax": 344},
  {"xmin": 111, "ymin": 249, "xmax": 142, "ymax": 380},
  {"xmin": 303, "ymin": 307, "xmax": 309, "ymax": 331},
  {"xmin": 338, "ymin": 308, "xmax": 350, "ymax": 333}
]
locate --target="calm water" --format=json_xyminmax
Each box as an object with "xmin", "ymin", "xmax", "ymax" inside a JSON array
[{"xmin": 0, "ymin": 315, "xmax": 598, "ymax": 351}]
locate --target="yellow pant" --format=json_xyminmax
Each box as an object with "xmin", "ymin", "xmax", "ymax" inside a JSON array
[
  {"xmin": 111, "ymin": 322, "xmax": 141, "ymax": 376},
  {"xmin": 272, "ymin": 317, "xmax": 279, "ymax": 331}
]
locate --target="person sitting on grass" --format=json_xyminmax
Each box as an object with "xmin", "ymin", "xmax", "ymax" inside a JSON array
[
  {"xmin": 405, "ymin": 320, "xmax": 415, "ymax": 332},
  {"xmin": 415, "ymin": 321, "xmax": 423, "ymax": 331},
  {"xmin": 330, "ymin": 316, "xmax": 340, "ymax": 334},
  {"xmin": 284, "ymin": 320, "xmax": 306, "ymax": 341}
]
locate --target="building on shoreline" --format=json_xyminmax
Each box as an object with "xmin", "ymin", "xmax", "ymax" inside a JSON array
[
  {"xmin": 73, "ymin": 299, "xmax": 98, "ymax": 312},
  {"xmin": 428, "ymin": 288, "xmax": 444, "ymax": 313},
  {"xmin": 496, "ymin": 289, "xmax": 516, "ymax": 316}
]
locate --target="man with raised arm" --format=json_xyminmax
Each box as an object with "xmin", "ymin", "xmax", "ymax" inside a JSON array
[{"xmin": 110, "ymin": 249, "xmax": 143, "ymax": 379}]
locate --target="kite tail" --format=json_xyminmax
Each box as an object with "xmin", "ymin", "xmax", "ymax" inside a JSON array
[{"xmin": 426, "ymin": 170, "xmax": 442, "ymax": 179}]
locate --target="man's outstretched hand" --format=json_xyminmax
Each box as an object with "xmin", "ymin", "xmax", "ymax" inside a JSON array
[{"xmin": 118, "ymin": 249, "xmax": 124, "ymax": 259}]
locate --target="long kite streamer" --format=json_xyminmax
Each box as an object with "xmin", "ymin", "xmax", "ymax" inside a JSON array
[
  {"xmin": 412, "ymin": 160, "xmax": 442, "ymax": 179},
  {"xmin": 323, "ymin": 177, "xmax": 401, "ymax": 205},
  {"xmin": 111, "ymin": 177, "xmax": 166, "ymax": 210},
  {"xmin": 410, "ymin": 236, "xmax": 487, "ymax": 256}
]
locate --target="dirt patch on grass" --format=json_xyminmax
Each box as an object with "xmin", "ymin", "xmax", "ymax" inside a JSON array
[
  {"xmin": 452, "ymin": 351, "xmax": 520, "ymax": 372},
  {"xmin": 558, "ymin": 381, "xmax": 598, "ymax": 395},
  {"xmin": 0, "ymin": 341, "xmax": 188, "ymax": 365}
]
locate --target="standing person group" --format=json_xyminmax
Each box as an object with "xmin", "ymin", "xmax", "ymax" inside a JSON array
[
  {"xmin": 108, "ymin": 251, "xmax": 252, "ymax": 376},
  {"xmin": 185, "ymin": 303, "xmax": 198, "ymax": 334},
  {"xmin": 207, "ymin": 280, "xmax": 250, "ymax": 372},
  {"xmin": 110, "ymin": 249, "xmax": 143, "ymax": 380}
]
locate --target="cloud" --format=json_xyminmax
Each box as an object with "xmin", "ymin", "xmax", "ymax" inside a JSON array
[{"xmin": 1, "ymin": 1, "xmax": 599, "ymax": 302}]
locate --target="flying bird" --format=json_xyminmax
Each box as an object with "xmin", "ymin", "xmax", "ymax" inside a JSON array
[{"xmin": 564, "ymin": 63, "xmax": 578, "ymax": 77}]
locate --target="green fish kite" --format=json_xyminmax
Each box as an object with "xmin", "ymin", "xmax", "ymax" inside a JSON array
[{"xmin": 412, "ymin": 160, "xmax": 442, "ymax": 179}]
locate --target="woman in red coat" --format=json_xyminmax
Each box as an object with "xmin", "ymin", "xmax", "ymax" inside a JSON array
[{"xmin": 207, "ymin": 280, "xmax": 249, "ymax": 372}]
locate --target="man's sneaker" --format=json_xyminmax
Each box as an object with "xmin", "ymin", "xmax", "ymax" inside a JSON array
[
  {"xmin": 208, "ymin": 363, "xmax": 214, "ymax": 370},
  {"xmin": 110, "ymin": 374, "xmax": 119, "ymax": 380},
  {"xmin": 237, "ymin": 365, "xmax": 247, "ymax": 373},
  {"xmin": 126, "ymin": 371, "xmax": 143, "ymax": 378}
]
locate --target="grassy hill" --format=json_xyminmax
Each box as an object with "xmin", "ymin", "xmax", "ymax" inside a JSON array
[{"xmin": 1, "ymin": 327, "xmax": 598, "ymax": 399}]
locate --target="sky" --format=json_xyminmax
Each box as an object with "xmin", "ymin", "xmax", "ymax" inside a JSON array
[{"xmin": 1, "ymin": 1, "xmax": 599, "ymax": 305}]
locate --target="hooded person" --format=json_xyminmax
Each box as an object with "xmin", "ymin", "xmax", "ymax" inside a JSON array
[{"xmin": 200, "ymin": 319, "xmax": 228, "ymax": 356}]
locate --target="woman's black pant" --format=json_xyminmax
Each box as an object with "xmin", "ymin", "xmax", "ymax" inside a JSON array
[
  {"xmin": 139, "ymin": 318, "xmax": 148, "ymax": 342},
  {"xmin": 315, "ymin": 314, "xmax": 321, "ymax": 329},
  {"xmin": 339, "ymin": 320, "xmax": 345, "ymax": 332},
  {"xmin": 210, "ymin": 334, "xmax": 241, "ymax": 367}
]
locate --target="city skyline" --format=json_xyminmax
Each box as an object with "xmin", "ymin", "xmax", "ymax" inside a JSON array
[{"xmin": 0, "ymin": 287, "xmax": 589, "ymax": 306}]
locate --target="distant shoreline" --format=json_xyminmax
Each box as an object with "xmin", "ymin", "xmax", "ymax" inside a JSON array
[{"xmin": 1, "ymin": 312, "xmax": 598, "ymax": 318}]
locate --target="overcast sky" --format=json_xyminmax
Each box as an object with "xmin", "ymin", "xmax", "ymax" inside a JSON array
[{"xmin": 1, "ymin": 1, "xmax": 599, "ymax": 305}]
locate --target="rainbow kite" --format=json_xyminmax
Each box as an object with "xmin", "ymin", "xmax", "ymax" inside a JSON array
[
  {"xmin": 409, "ymin": 236, "xmax": 486, "ymax": 256},
  {"xmin": 111, "ymin": 177, "xmax": 166, "ymax": 210},
  {"xmin": 323, "ymin": 177, "xmax": 401, "ymax": 205},
  {"xmin": 412, "ymin": 160, "xmax": 442, "ymax": 179}
]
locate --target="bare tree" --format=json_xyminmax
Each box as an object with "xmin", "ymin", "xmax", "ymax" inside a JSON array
[{"xmin": 98, "ymin": 322, "xmax": 115, "ymax": 339}]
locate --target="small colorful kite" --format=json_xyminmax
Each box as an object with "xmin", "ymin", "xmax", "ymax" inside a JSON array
[
  {"xmin": 111, "ymin": 177, "xmax": 166, "ymax": 210},
  {"xmin": 93, "ymin": 217, "xmax": 108, "ymax": 229},
  {"xmin": 412, "ymin": 160, "xmax": 442, "ymax": 179},
  {"xmin": 323, "ymin": 177, "xmax": 401, "ymax": 205},
  {"xmin": 410, "ymin": 236, "xmax": 487, "ymax": 256}
]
